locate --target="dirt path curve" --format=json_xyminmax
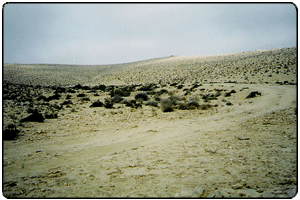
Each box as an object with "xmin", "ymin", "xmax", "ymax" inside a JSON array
[{"xmin": 3, "ymin": 84, "xmax": 297, "ymax": 197}]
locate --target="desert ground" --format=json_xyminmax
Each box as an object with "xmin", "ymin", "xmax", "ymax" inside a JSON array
[{"xmin": 3, "ymin": 47, "xmax": 297, "ymax": 198}]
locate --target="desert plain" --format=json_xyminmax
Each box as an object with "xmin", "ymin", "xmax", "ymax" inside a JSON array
[{"xmin": 2, "ymin": 47, "xmax": 297, "ymax": 198}]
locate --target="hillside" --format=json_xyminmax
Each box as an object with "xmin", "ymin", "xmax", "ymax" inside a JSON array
[{"xmin": 3, "ymin": 47, "xmax": 296, "ymax": 86}]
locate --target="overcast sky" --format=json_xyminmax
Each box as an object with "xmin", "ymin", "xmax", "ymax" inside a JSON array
[{"xmin": 4, "ymin": 3, "xmax": 297, "ymax": 65}]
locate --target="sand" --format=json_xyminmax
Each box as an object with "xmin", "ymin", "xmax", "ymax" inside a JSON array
[{"xmin": 3, "ymin": 47, "xmax": 297, "ymax": 198}]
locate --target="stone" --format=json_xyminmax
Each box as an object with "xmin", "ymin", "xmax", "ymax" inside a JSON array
[
  {"xmin": 180, "ymin": 189, "xmax": 198, "ymax": 197},
  {"xmin": 286, "ymin": 186, "xmax": 297, "ymax": 198},
  {"xmin": 262, "ymin": 190, "xmax": 275, "ymax": 198},
  {"xmin": 242, "ymin": 189, "xmax": 261, "ymax": 197},
  {"xmin": 232, "ymin": 183, "xmax": 243, "ymax": 189},
  {"xmin": 193, "ymin": 186, "xmax": 204, "ymax": 196},
  {"xmin": 215, "ymin": 190, "xmax": 223, "ymax": 198},
  {"xmin": 207, "ymin": 192, "xmax": 216, "ymax": 198}
]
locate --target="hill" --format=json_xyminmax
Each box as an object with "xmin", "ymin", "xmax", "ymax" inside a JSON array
[{"xmin": 3, "ymin": 47, "xmax": 296, "ymax": 86}]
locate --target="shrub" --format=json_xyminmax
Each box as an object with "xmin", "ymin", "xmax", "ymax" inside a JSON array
[
  {"xmin": 187, "ymin": 101, "xmax": 200, "ymax": 109},
  {"xmin": 144, "ymin": 100, "xmax": 159, "ymax": 107},
  {"xmin": 138, "ymin": 83, "xmax": 158, "ymax": 91},
  {"xmin": 49, "ymin": 93, "xmax": 61, "ymax": 101},
  {"xmin": 224, "ymin": 90, "xmax": 236, "ymax": 97},
  {"xmin": 73, "ymin": 84, "xmax": 91, "ymax": 90},
  {"xmin": 199, "ymin": 104, "xmax": 213, "ymax": 110},
  {"xmin": 169, "ymin": 95, "xmax": 183, "ymax": 105},
  {"xmin": 66, "ymin": 88, "xmax": 76, "ymax": 93},
  {"xmin": 45, "ymin": 112, "xmax": 58, "ymax": 119},
  {"xmin": 246, "ymin": 91, "xmax": 261, "ymax": 98},
  {"xmin": 111, "ymin": 95, "xmax": 124, "ymax": 103},
  {"xmin": 134, "ymin": 92, "xmax": 148, "ymax": 102},
  {"xmin": 122, "ymin": 99, "xmax": 142, "ymax": 109},
  {"xmin": 27, "ymin": 107, "xmax": 38, "ymax": 113},
  {"xmin": 66, "ymin": 94, "xmax": 72, "ymax": 99},
  {"xmin": 3, "ymin": 124, "xmax": 19, "ymax": 140},
  {"xmin": 104, "ymin": 98, "xmax": 114, "ymax": 109},
  {"xmin": 92, "ymin": 84, "xmax": 106, "ymax": 91},
  {"xmin": 51, "ymin": 104, "xmax": 62, "ymax": 110},
  {"xmin": 90, "ymin": 100, "xmax": 104, "ymax": 107},
  {"xmin": 202, "ymin": 95, "xmax": 210, "ymax": 102},
  {"xmin": 215, "ymin": 91, "xmax": 222, "ymax": 97},
  {"xmin": 112, "ymin": 87, "xmax": 132, "ymax": 97},
  {"xmin": 226, "ymin": 102, "xmax": 233, "ymax": 106},
  {"xmin": 61, "ymin": 100, "xmax": 73, "ymax": 106},
  {"xmin": 20, "ymin": 111, "xmax": 45, "ymax": 122},
  {"xmin": 81, "ymin": 97, "xmax": 90, "ymax": 101},
  {"xmin": 55, "ymin": 87, "xmax": 66, "ymax": 93},
  {"xmin": 177, "ymin": 102, "xmax": 188, "ymax": 110},
  {"xmin": 161, "ymin": 99, "xmax": 174, "ymax": 112},
  {"xmin": 177, "ymin": 84, "xmax": 184, "ymax": 89},
  {"xmin": 154, "ymin": 95, "xmax": 161, "ymax": 101},
  {"xmin": 77, "ymin": 93, "xmax": 85, "ymax": 97},
  {"xmin": 190, "ymin": 83, "xmax": 201, "ymax": 90}
]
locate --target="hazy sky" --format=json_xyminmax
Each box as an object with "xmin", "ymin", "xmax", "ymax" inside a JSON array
[{"xmin": 4, "ymin": 3, "xmax": 297, "ymax": 65}]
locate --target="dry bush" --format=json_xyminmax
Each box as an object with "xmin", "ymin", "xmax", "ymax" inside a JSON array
[
  {"xmin": 134, "ymin": 92, "xmax": 148, "ymax": 102},
  {"xmin": 144, "ymin": 100, "xmax": 159, "ymax": 107},
  {"xmin": 199, "ymin": 104, "xmax": 213, "ymax": 110},
  {"xmin": 187, "ymin": 100, "xmax": 200, "ymax": 109},
  {"xmin": 161, "ymin": 99, "xmax": 174, "ymax": 112},
  {"xmin": 90, "ymin": 100, "xmax": 104, "ymax": 107}
]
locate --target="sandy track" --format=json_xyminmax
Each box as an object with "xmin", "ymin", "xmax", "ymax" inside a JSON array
[{"xmin": 3, "ymin": 84, "xmax": 297, "ymax": 197}]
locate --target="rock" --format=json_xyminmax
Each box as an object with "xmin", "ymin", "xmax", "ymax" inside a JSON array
[
  {"xmin": 286, "ymin": 186, "xmax": 297, "ymax": 197},
  {"xmin": 239, "ymin": 189, "xmax": 261, "ymax": 197},
  {"xmin": 215, "ymin": 190, "xmax": 223, "ymax": 198},
  {"xmin": 193, "ymin": 186, "xmax": 204, "ymax": 196},
  {"xmin": 232, "ymin": 183, "xmax": 244, "ymax": 189},
  {"xmin": 207, "ymin": 192, "xmax": 216, "ymax": 198},
  {"xmin": 180, "ymin": 189, "xmax": 198, "ymax": 197},
  {"xmin": 237, "ymin": 136, "xmax": 250, "ymax": 140},
  {"xmin": 262, "ymin": 190, "xmax": 275, "ymax": 198}
]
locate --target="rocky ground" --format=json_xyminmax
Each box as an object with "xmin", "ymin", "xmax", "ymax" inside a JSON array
[{"xmin": 3, "ymin": 47, "xmax": 297, "ymax": 198}]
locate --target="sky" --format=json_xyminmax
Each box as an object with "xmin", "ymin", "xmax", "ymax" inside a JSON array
[{"xmin": 3, "ymin": 3, "xmax": 297, "ymax": 65}]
